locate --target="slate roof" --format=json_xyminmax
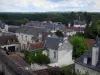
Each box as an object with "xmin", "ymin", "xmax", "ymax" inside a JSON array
[
  {"xmin": 74, "ymin": 20, "xmax": 86, "ymax": 25},
  {"xmin": 66, "ymin": 27, "xmax": 85, "ymax": 31},
  {"xmin": 45, "ymin": 37, "xmax": 63, "ymax": 50},
  {"xmin": 16, "ymin": 26, "xmax": 46, "ymax": 35},
  {"xmin": 75, "ymin": 38, "xmax": 100, "ymax": 72},
  {"xmin": 8, "ymin": 26, "xmax": 19, "ymax": 33},
  {"xmin": 25, "ymin": 21, "xmax": 41, "ymax": 27}
]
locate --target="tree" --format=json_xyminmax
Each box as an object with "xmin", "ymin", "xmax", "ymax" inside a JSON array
[
  {"xmin": 70, "ymin": 36, "xmax": 88, "ymax": 59},
  {"xmin": 55, "ymin": 30, "xmax": 64, "ymax": 37},
  {"xmin": 24, "ymin": 50, "xmax": 50, "ymax": 65},
  {"xmin": 60, "ymin": 65, "xmax": 73, "ymax": 75}
]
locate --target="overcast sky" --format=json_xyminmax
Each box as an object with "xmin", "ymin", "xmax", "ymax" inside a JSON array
[{"xmin": 0, "ymin": 0, "xmax": 100, "ymax": 12}]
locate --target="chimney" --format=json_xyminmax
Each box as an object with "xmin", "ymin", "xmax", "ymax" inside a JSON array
[
  {"xmin": 92, "ymin": 45, "xmax": 99, "ymax": 66},
  {"xmin": 84, "ymin": 57, "xmax": 87, "ymax": 64},
  {"xmin": 68, "ymin": 23, "xmax": 71, "ymax": 27}
]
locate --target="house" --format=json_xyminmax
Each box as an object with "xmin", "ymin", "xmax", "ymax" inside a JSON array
[
  {"xmin": 44, "ymin": 36, "xmax": 73, "ymax": 67},
  {"xmin": 66, "ymin": 26, "xmax": 85, "ymax": 36},
  {"xmin": 73, "ymin": 20, "xmax": 86, "ymax": 28},
  {"xmin": 8, "ymin": 25, "xmax": 19, "ymax": 33},
  {"xmin": 25, "ymin": 21, "xmax": 66, "ymax": 33},
  {"xmin": 40, "ymin": 21, "xmax": 66, "ymax": 33},
  {"xmin": 75, "ymin": 38, "xmax": 100, "ymax": 75},
  {"xmin": 0, "ymin": 21, "xmax": 8, "ymax": 32},
  {"xmin": 16, "ymin": 26, "xmax": 47, "ymax": 50},
  {"xmin": 0, "ymin": 35, "xmax": 20, "ymax": 52}
]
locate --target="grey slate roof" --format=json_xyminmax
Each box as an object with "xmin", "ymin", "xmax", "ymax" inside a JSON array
[
  {"xmin": 45, "ymin": 37, "xmax": 63, "ymax": 50},
  {"xmin": 74, "ymin": 20, "xmax": 86, "ymax": 25},
  {"xmin": 16, "ymin": 26, "xmax": 46, "ymax": 35}
]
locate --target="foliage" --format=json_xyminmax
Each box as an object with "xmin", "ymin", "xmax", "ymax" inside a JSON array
[
  {"xmin": 55, "ymin": 30, "xmax": 64, "ymax": 37},
  {"xmin": 70, "ymin": 36, "xmax": 88, "ymax": 59},
  {"xmin": 24, "ymin": 50, "xmax": 50, "ymax": 65},
  {"xmin": 60, "ymin": 65, "xmax": 73, "ymax": 75},
  {"xmin": 0, "ymin": 12, "xmax": 96, "ymax": 26},
  {"xmin": 84, "ymin": 20, "xmax": 100, "ymax": 39},
  {"xmin": 59, "ymin": 65, "xmax": 89, "ymax": 75}
]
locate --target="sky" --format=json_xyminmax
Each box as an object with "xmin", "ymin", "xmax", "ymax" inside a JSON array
[{"xmin": 0, "ymin": 0, "xmax": 100, "ymax": 12}]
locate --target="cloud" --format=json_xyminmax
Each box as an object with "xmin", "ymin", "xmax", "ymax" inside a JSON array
[{"xmin": 0, "ymin": 0, "xmax": 100, "ymax": 12}]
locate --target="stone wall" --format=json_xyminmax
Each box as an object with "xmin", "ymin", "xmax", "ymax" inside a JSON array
[{"xmin": 75, "ymin": 63, "xmax": 100, "ymax": 75}]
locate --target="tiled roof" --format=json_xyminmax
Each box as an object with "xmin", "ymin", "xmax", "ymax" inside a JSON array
[
  {"xmin": 85, "ymin": 39, "xmax": 95, "ymax": 49},
  {"xmin": 66, "ymin": 26, "xmax": 85, "ymax": 31},
  {"xmin": 30, "ymin": 42, "xmax": 44, "ymax": 50}
]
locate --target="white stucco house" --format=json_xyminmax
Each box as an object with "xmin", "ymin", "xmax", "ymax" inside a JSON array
[
  {"xmin": 73, "ymin": 20, "xmax": 86, "ymax": 28},
  {"xmin": 15, "ymin": 26, "xmax": 46, "ymax": 50},
  {"xmin": 44, "ymin": 36, "xmax": 74, "ymax": 67},
  {"xmin": 0, "ymin": 21, "xmax": 8, "ymax": 32}
]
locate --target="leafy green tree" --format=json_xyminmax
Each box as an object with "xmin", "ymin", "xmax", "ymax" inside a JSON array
[
  {"xmin": 70, "ymin": 36, "xmax": 88, "ymax": 59},
  {"xmin": 24, "ymin": 50, "xmax": 50, "ymax": 65},
  {"xmin": 60, "ymin": 65, "xmax": 73, "ymax": 75},
  {"xmin": 55, "ymin": 30, "xmax": 64, "ymax": 37}
]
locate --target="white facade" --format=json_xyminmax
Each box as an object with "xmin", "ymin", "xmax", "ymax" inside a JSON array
[
  {"xmin": 16, "ymin": 33, "xmax": 42, "ymax": 50},
  {"xmin": 66, "ymin": 31, "xmax": 76, "ymax": 36},
  {"xmin": 45, "ymin": 40, "xmax": 73, "ymax": 67},
  {"xmin": 16, "ymin": 33, "xmax": 33, "ymax": 50},
  {"xmin": 73, "ymin": 24, "xmax": 86, "ymax": 28}
]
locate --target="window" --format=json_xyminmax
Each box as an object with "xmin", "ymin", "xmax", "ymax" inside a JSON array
[
  {"xmin": 21, "ymin": 35, "xmax": 23, "ymax": 40},
  {"xmin": 47, "ymin": 50, "xmax": 49, "ymax": 56},
  {"xmin": 25, "ymin": 36, "xmax": 27, "ymax": 41},
  {"xmin": 54, "ymin": 52, "xmax": 56, "ymax": 58}
]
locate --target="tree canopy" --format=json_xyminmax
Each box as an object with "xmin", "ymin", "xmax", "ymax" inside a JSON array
[
  {"xmin": 0, "ymin": 12, "xmax": 98, "ymax": 26},
  {"xmin": 70, "ymin": 36, "xmax": 88, "ymax": 59},
  {"xmin": 24, "ymin": 50, "xmax": 50, "ymax": 65},
  {"xmin": 55, "ymin": 30, "xmax": 64, "ymax": 37},
  {"xmin": 84, "ymin": 20, "xmax": 100, "ymax": 39}
]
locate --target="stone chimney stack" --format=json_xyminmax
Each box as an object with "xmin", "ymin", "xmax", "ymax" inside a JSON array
[
  {"xmin": 84, "ymin": 57, "xmax": 87, "ymax": 64},
  {"xmin": 68, "ymin": 23, "xmax": 71, "ymax": 27},
  {"xmin": 92, "ymin": 45, "xmax": 99, "ymax": 66}
]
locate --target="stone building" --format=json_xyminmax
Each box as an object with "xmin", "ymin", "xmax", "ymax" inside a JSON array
[{"xmin": 75, "ymin": 37, "xmax": 100, "ymax": 75}]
